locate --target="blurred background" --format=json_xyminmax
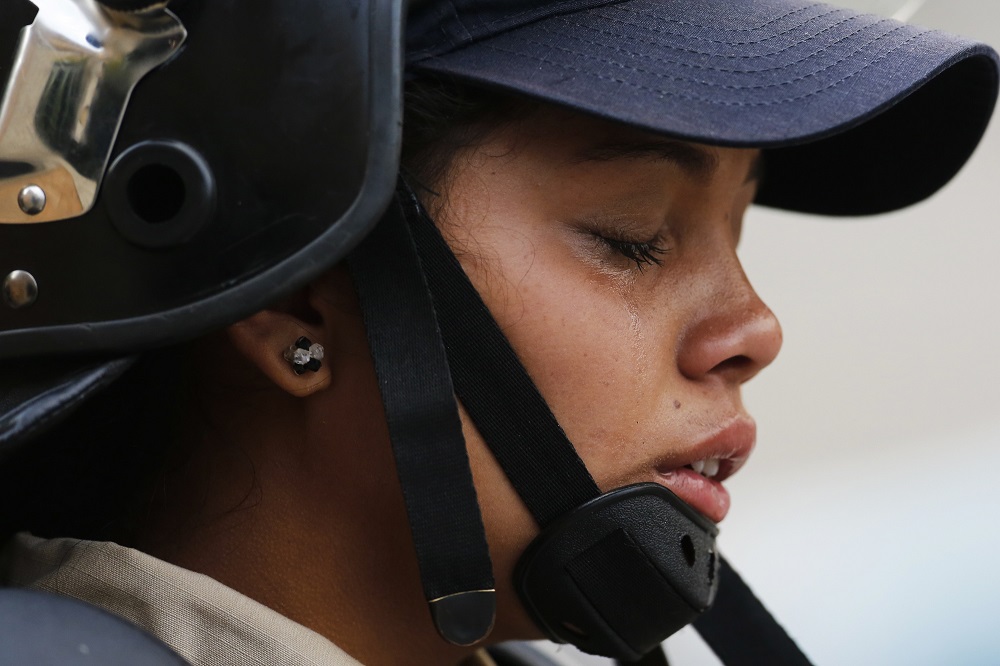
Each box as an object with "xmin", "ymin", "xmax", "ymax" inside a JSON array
[
  {"xmin": 537, "ymin": 1, "xmax": 1000, "ymax": 664},
  {"xmin": 720, "ymin": 1, "xmax": 1000, "ymax": 664}
]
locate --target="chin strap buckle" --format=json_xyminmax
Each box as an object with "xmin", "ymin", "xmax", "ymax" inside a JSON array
[{"xmin": 429, "ymin": 590, "xmax": 496, "ymax": 646}]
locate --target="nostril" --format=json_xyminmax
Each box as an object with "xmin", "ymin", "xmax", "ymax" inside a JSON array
[{"xmin": 713, "ymin": 354, "xmax": 753, "ymax": 377}]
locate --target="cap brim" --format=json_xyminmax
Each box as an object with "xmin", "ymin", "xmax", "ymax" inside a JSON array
[
  {"xmin": 409, "ymin": 0, "xmax": 999, "ymax": 215},
  {"xmin": 0, "ymin": 356, "xmax": 135, "ymax": 459}
]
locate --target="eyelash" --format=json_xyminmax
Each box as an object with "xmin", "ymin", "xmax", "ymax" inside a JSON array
[{"xmin": 599, "ymin": 234, "xmax": 669, "ymax": 271}]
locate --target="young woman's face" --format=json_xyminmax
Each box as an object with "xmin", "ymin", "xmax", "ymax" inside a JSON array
[{"xmin": 426, "ymin": 108, "xmax": 782, "ymax": 632}]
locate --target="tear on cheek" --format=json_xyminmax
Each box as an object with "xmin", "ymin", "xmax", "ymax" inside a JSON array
[{"xmin": 625, "ymin": 297, "xmax": 648, "ymax": 376}]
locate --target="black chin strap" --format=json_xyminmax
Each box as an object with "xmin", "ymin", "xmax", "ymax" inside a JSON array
[
  {"xmin": 350, "ymin": 188, "xmax": 813, "ymax": 665},
  {"xmin": 348, "ymin": 201, "xmax": 496, "ymax": 646},
  {"xmin": 406, "ymin": 203, "xmax": 601, "ymax": 528},
  {"xmin": 694, "ymin": 560, "xmax": 813, "ymax": 666}
]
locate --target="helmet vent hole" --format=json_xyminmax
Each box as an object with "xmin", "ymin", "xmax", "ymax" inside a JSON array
[
  {"xmin": 107, "ymin": 140, "xmax": 215, "ymax": 248},
  {"xmin": 681, "ymin": 534, "xmax": 696, "ymax": 567},
  {"xmin": 127, "ymin": 163, "xmax": 186, "ymax": 224}
]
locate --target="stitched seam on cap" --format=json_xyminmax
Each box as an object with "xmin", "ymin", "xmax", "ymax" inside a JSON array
[
  {"xmin": 543, "ymin": 16, "xmax": 895, "ymax": 75},
  {"xmin": 513, "ymin": 23, "xmax": 908, "ymax": 91},
  {"xmin": 480, "ymin": 30, "xmax": 927, "ymax": 107},
  {"xmin": 558, "ymin": 12, "xmax": 884, "ymax": 62},
  {"xmin": 624, "ymin": 0, "xmax": 818, "ymax": 34},
  {"xmin": 604, "ymin": 4, "xmax": 846, "ymax": 47}
]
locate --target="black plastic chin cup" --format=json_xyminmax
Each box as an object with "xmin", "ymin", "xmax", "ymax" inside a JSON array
[
  {"xmin": 514, "ymin": 484, "xmax": 720, "ymax": 661},
  {"xmin": 429, "ymin": 590, "xmax": 496, "ymax": 646},
  {"xmin": 104, "ymin": 140, "xmax": 216, "ymax": 249}
]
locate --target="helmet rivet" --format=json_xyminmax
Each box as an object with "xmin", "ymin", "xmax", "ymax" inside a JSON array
[
  {"xmin": 18, "ymin": 185, "xmax": 47, "ymax": 215},
  {"xmin": 3, "ymin": 270, "xmax": 38, "ymax": 309}
]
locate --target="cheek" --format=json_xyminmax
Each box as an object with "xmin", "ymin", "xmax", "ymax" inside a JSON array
[{"xmin": 458, "ymin": 219, "xmax": 682, "ymax": 491}]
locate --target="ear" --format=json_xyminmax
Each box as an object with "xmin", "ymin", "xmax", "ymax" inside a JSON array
[{"xmin": 226, "ymin": 300, "xmax": 333, "ymax": 398}]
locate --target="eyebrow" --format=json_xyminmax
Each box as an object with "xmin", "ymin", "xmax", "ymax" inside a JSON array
[{"xmin": 573, "ymin": 138, "xmax": 764, "ymax": 185}]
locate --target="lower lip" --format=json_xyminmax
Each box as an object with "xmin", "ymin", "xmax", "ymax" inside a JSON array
[{"xmin": 654, "ymin": 468, "xmax": 731, "ymax": 523}]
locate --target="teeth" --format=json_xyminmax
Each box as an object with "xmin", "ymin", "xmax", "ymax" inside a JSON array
[
  {"xmin": 703, "ymin": 459, "xmax": 720, "ymax": 478},
  {"xmin": 688, "ymin": 459, "xmax": 721, "ymax": 479}
]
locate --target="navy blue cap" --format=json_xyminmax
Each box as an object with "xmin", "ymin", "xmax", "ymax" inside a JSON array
[{"xmin": 407, "ymin": 0, "xmax": 1000, "ymax": 215}]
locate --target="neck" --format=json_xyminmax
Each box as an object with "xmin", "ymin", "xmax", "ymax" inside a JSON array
[{"xmin": 137, "ymin": 332, "xmax": 484, "ymax": 666}]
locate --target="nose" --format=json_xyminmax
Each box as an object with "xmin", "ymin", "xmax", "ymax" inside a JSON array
[{"xmin": 676, "ymin": 264, "xmax": 783, "ymax": 385}]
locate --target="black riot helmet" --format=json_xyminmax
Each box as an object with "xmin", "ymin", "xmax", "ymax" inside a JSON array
[{"xmin": 0, "ymin": 1, "xmax": 997, "ymax": 664}]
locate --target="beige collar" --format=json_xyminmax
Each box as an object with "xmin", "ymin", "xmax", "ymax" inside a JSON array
[{"xmin": 2, "ymin": 533, "xmax": 362, "ymax": 666}]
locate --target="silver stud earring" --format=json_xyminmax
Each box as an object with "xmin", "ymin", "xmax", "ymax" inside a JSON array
[{"xmin": 284, "ymin": 336, "xmax": 324, "ymax": 375}]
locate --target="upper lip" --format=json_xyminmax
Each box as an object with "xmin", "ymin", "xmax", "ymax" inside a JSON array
[{"xmin": 654, "ymin": 417, "xmax": 757, "ymax": 483}]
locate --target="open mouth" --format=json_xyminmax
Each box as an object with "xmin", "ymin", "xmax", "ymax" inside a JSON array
[
  {"xmin": 688, "ymin": 458, "xmax": 721, "ymax": 478},
  {"xmin": 653, "ymin": 418, "xmax": 756, "ymax": 523},
  {"xmin": 680, "ymin": 455, "xmax": 747, "ymax": 484},
  {"xmin": 655, "ymin": 465, "xmax": 733, "ymax": 524}
]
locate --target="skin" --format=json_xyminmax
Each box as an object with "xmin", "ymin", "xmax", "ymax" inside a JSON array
[{"xmin": 139, "ymin": 106, "xmax": 781, "ymax": 666}]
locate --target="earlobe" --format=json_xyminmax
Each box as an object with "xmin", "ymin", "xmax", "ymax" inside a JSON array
[{"xmin": 227, "ymin": 309, "xmax": 332, "ymax": 398}]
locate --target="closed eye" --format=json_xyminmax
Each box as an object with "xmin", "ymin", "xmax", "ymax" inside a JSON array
[{"xmin": 598, "ymin": 234, "xmax": 669, "ymax": 271}]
